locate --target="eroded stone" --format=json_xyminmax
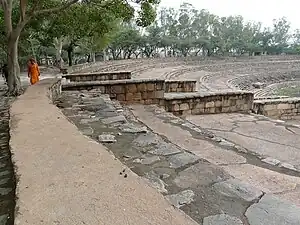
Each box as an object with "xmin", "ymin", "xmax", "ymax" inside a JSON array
[
  {"xmin": 262, "ymin": 157, "xmax": 281, "ymax": 166},
  {"xmin": 119, "ymin": 123, "xmax": 147, "ymax": 133},
  {"xmin": 0, "ymin": 214, "xmax": 8, "ymax": 224},
  {"xmin": 81, "ymin": 127, "xmax": 94, "ymax": 136},
  {"xmin": 203, "ymin": 214, "xmax": 243, "ymax": 225},
  {"xmin": 213, "ymin": 178, "xmax": 263, "ymax": 202},
  {"xmin": 168, "ymin": 152, "xmax": 199, "ymax": 169},
  {"xmin": 174, "ymin": 162, "xmax": 231, "ymax": 189},
  {"xmin": 144, "ymin": 172, "xmax": 167, "ymax": 194},
  {"xmin": 133, "ymin": 156, "xmax": 160, "ymax": 165},
  {"xmin": 166, "ymin": 190, "xmax": 195, "ymax": 208},
  {"xmin": 149, "ymin": 143, "xmax": 182, "ymax": 156},
  {"xmin": 132, "ymin": 133, "xmax": 162, "ymax": 147},
  {"xmin": 98, "ymin": 134, "xmax": 116, "ymax": 143},
  {"xmin": 0, "ymin": 187, "xmax": 12, "ymax": 195},
  {"xmin": 102, "ymin": 115, "xmax": 126, "ymax": 125},
  {"xmin": 245, "ymin": 194, "xmax": 300, "ymax": 225}
]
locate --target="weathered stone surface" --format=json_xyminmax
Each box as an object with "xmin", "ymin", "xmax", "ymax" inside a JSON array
[
  {"xmin": 102, "ymin": 115, "xmax": 126, "ymax": 125},
  {"xmin": 0, "ymin": 187, "xmax": 12, "ymax": 195},
  {"xmin": 149, "ymin": 143, "xmax": 182, "ymax": 156},
  {"xmin": 81, "ymin": 127, "xmax": 94, "ymax": 136},
  {"xmin": 203, "ymin": 214, "xmax": 243, "ymax": 225},
  {"xmin": 0, "ymin": 214, "xmax": 8, "ymax": 225},
  {"xmin": 262, "ymin": 157, "xmax": 281, "ymax": 166},
  {"xmin": 245, "ymin": 194, "xmax": 300, "ymax": 225},
  {"xmin": 166, "ymin": 190, "xmax": 195, "ymax": 208},
  {"xmin": 133, "ymin": 156, "xmax": 160, "ymax": 165},
  {"xmin": 98, "ymin": 134, "xmax": 116, "ymax": 143},
  {"xmin": 132, "ymin": 133, "xmax": 162, "ymax": 147},
  {"xmin": 119, "ymin": 123, "xmax": 147, "ymax": 133},
  {"xmin": 168, "ymin": 152, "xmax": 199, "ymax": 169},
  {"xmin": 0, "ymin": 178, "xmax": 9, "ymax": 186},
  {"xmin": 213, "ymin": 178, "xmax": 263, "ymax": 202},
  {"xmin": 79, "ymin": 117, "xmax": 99, "ymax": 124},
  {"xmin": 0, "ymin": 170, "xmax": 9, "ymax": 177},
  {"xmin": 144, "ymin": 172, "xmax": 167, "ymax": 194},
  {"xmin": 280, "ymin": 162, "xmax": 298, "ymax": 171},
  {"xmin": 174, "ymin": 162, "xmax": 231, "ymax": 189}
]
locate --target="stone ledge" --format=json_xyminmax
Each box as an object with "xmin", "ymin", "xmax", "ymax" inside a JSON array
[
  {"xmin": 62, "ymin": 71, "xmax": 132, "ymax": 82},
  {"xmin": 63, "ymin": 78, "xmax": 165, "ymax": 87},
  {"xmin": 253, "ymin": 97, "xmax": 300, "ymax": 119},
  {"xmin": 164, "ymin": 91, "xmax": 253, "ymax": 100},
  {"xmin": 254, "ymin": 97, "xmax": 300, "ymax": 104}
]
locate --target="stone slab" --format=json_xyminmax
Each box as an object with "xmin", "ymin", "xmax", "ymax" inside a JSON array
[
  {"xmin": 149, "ymin": 143, "xmax": 182, "ymax": 156},
  {"xmin": 166, "ymin": 190, "xmax": 195, "ymax": 208},
  {"xmin": 245, "ymin": 194, "xmax": 300, "ymax": 225},
  {"xmin": 174, "ymin": 162, "xmax": 230, "ymax": 189},
  {"xmin": 213, "ymin": 178, "xmax": 263, "ymax": 202},
  {"xmin": 203, "ymin": 214, "xmax": 243, "ymax": 225},
  {"xmin": 168, "ymin": 152, "xmax": 199, "ymax": 169},
  {"xmin": 98, "ymin": 134, "xmax": 117, "ymax": 143}
]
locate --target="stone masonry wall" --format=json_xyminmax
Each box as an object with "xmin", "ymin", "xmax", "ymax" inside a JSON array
[
  {"xmin": 62, "ymin": 79, "xmax": 165, "ymax": 105},
  {"xmin": 165, "ymin": 80, "xmax": 196, "ymax": 93},
  {"xmin": 164, "ymin": 91, "xmax": 254, "ymax": 116},
  {"xmin": 48, "ymin": 79, "xmax": 62, "ymax": 102},
  {"xmin": 253, "ymin": 98, "xmax": 300, "ymax": 119},
  {"xmin": 63, "ymin": 71, "xmax": 131, "ymax": 82}
]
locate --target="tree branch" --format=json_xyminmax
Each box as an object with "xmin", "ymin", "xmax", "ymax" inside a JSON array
[{"xmin": 34, "ymin": 0, "xmax": 80, "ymax": 15}]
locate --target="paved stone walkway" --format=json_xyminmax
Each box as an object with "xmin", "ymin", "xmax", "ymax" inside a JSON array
[
  {"xmin": 11, "ymin": 80, "xmax": 198, "ymax": 225},
  {"xmin": 0, "ymin": 88, "xmax": 15, "ymax": 225},
  {"xmin": 57, "ymin": 90, "xmax": 300, "ymax": 224}
]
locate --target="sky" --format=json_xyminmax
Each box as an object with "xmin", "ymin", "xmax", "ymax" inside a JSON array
[{"xmin": 159, "ymin": 0, "xmax": 300, "ymax": 30}]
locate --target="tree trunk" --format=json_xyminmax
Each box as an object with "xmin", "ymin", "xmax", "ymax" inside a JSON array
[
  {"xmin": 67, "ymin": 48, "xmax": 73, "ymax": 66},
  {"xmin": 53, "ymin": 37, "xmax": 64, "ymax": 68},
  {"xmin": 7, "ymin": 36, "xmax": 21, "ymax": 95},
  {"xmin": 90, "ymin": 52, "xmax": 95, "ymax": 63}
]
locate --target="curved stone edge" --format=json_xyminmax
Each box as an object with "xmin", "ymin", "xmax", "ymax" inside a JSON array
[{"xmin": 9, "ymin": 78, "xmax": 198, "ymax": 225}]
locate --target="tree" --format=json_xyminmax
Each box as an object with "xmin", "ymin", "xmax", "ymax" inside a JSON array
[
  {"xmin": 0, "ymin": 0, "xmax": 160, "ymax": 95},
  {"xmin": 0, "ymin": 0, "xmax": 80, "ymax": 95}
]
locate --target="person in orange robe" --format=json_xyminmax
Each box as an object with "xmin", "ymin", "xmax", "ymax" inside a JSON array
[{"xmin": 27, "ymin": 58, "xmax": 40, "ymax": 85}]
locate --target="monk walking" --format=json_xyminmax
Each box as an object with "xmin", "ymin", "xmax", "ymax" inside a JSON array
[{"xmin": 28, "ymin": 58, "xmax": 40, "ymax": 85}]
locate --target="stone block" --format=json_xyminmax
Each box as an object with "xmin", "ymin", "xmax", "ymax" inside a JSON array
[
  {"xmin": 215, "ymin": 100, "xmax": 222, "ymax": 108},
  {"xmin": 125, "ymin": 93, "xmax": 133, "ymax": 101},
  {"xmin": 132, "ymin": 92, "xmax": 142, "ymax": 101},
  {"xmin": 277, "ymin": 103, "xmax": 292, "ymax": 110},
  {"xmin": 147, "ymin": 83, "xmax": 155, "ymax": 91},
  {"xmin": 230, "ymin": 99, "xmax": 237, "ymax": 106},
  {"xmin": 222, "ymin": 107, "xmax": 230, "ymax": 113},
  {"xmin": 126, "ymin": 84, "xmax": 137, "ymax": 93},
  {"xmin": 194, "ymin": 102, "xmax": 204, "ymax": 109},
  {"xmin": 144, "ymin": 99, "xmax": 153, "ymax": 105},
  {"xmin": 137, "ymin": 83, "xmax": 147, "ymax": 92},
  {"xmin": 155, "ymin": 90, "xmax": 164, "ymax": 99},
  {"xmin": 179, "ymin": 103, "xmax": 190, "ymax": 111},
  {"xmin": 116, "ymin": 94, "xmax": 125, "ymax": 101},
  {"xmin": 141, "ymin": 91, "xmax": 148, "ymax": 100},
  {"xmin": 191, "ymin": 108, "xmax": 204, "ymax": 114},
  {"xmin": 147, "ymin": 91, "xmax": 155, "ymax": 99},
  {"xmin": 205, "ymin": 101, "xmax": 215, "ymax": 108},
  {"xmin": 156, "ymin": 82, "xmax": 164, "ymax": 90},
  {"xmin": 111, "ymin": 85, "xmax": 125, "ymax": 94},
  {"xmin": 223, "ymin": 99, "xmax": 231, "ymax": 107},
  {"xmin": 264, "ymin": 104, "xmax": 277, "ymax": 111},
  {"xmin": 159, "ymin": 100, "xmax": 165, "ymax": 106},
  {"xmin": 172, "ymin": 104, "xmax": 180, "ymax": 111}
]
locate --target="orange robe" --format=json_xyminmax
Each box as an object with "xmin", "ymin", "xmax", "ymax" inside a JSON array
[{"xmin": 28, "ymin": 63, "xmax": 40, "ymax": 85}]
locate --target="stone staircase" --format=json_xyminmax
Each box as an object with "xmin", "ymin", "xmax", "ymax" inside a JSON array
[{"xmin": 62, "ymin": 71, "xmax": 254, "ymax": 116}]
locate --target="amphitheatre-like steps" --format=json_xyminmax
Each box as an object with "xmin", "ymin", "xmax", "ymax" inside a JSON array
[{"xmin": 62, "ymin": 71, "xmax": 254, "ymax": 116}]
